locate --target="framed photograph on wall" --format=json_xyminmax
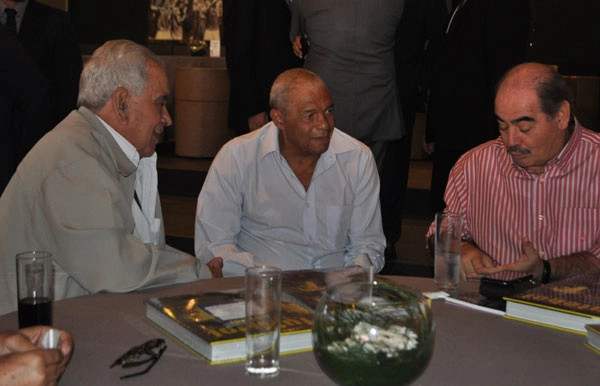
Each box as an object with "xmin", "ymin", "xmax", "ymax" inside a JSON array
[
  {"xmin": 148, "ymin": 0, "xmax": 223, "ymax": 43},
  {"xmin": 38, "ymin": 0, "xmax": 69, "ymax": 11}
]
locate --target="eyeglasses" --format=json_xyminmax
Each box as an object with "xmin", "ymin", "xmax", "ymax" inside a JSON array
[{"xmin": 110, "ymin": 338, "xmax": 167, "ymax": 379}]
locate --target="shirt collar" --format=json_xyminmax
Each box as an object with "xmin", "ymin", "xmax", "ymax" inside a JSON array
[
  {"xmin": 96, "ymin": 116, "xmax": 142, "ymax": 167},
  {"xmin": 502, "ymin": 120, "xmax": 584, "ymax": 178},
  {"xmin": 258, "ymin": 121, "xmax": 354, "ymax": 161}
]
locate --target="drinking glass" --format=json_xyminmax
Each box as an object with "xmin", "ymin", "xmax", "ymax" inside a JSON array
[
  {"xmin": 245, "ymin": 265, "xmax": 282, "ymax": 378},
  {"xmin": 434, "ymin": 212, "xmax": 463, "ymax": 293},
  {"xmin": 16, "ymin": 251, "xmax": 53, "ymax": 328}
]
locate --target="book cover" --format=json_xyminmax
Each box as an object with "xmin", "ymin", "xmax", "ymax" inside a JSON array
[
  {"xmin": 144, "ymin": 291, "xmax": 313, "ymax": 364},
  {"xmin": 504, "ymin": 274, "xmax": 600, "ymax": 334},
  {"xmin": 443, "ymin": 291, "xmax": 506, "ymax": 316},
  {"xmin": 585, "ymin": 323, "xmax": 600, "ymax": 354},
  {"xmin": 282, "ymin": 266, "xmax": 375, "ymax": 311}
]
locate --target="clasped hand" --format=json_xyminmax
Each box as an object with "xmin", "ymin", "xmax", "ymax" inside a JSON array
[
  {"xmin": 461, "ymin": 236, "xmax": 543, "ymax": 281},
  {"xmin": 0, "ymin": 326, "xmax": 74, "ymax": 386}
]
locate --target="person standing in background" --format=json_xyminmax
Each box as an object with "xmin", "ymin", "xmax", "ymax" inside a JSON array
[
  {"xmin": 0, "ymin": 24, "xmax": 55, "ymax": 194},
  {"xmin": 0, "ymin": 0, "xmax": 82, "ymax": 125},
  {"xmin": 425, "ymin": 0, "xmax": 531, "ymax": 214},
  {"xmin": 379, "ymin": 0, "xmax": 448, "ymax": 268},
  {"xmin": 224, "ymin": 0, "xmax": 302, "ymax": 135},
  {"xmin": 291, "ymin": 0, "xmax": 406, "ymax": 263}
]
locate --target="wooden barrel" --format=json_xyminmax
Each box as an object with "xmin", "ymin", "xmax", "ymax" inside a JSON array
[{"xmin": 174, "ymin": 67, "xmax": 232, "ymax": 157}]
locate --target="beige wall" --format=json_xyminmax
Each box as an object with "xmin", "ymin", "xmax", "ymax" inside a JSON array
[{"xmin": 38, "ymin": 0, "xmax": 68, "ymax": 11}]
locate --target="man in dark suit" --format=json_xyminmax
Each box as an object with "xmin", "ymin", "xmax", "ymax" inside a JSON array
[
  {"xmin": 379, "ymin": 0, "xmax": 448, "ymax": 265},
  {"xmin": 224, "ymin": 0, "xmax": 302, "ymax": 135},
  {"xmin": 0, "ymin": 24, "xmax": 55, "ymax": 194},
  {"xmin": 425, "ymin": 0, "xmax": 531, "ymax": 214},
  {"xmin": 1, "ymin": 0, "xmax": 82, "ymax": 125}
]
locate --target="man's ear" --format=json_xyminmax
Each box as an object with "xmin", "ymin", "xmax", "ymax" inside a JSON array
[
  {"xmin": 112, "ymin": 87, "xmax": 130, "ymax": 122},
  {"xmin": 556, "ymin": 100, "xmax": 571, "ymax": 131},
  {"xmin": 270, "ymin": 108, "xmax": 284, "ymax": 128}
]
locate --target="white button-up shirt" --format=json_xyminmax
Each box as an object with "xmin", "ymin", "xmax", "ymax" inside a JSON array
[{"xmin": 195, "ymin": 122, "xmax": 385, "ymax": 276}]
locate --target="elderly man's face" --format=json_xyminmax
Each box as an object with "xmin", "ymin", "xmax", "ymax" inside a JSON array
[
  {"xmin": 124, "ymin": 61, "xmax": 172, "ymax": 158},
  {"xmin": 495, "ymin": 85, "xmax": 569, "ymax": 173},
  {"xmin": 275, "ymin": 81, "xmax": 334, "ymax": 159}
]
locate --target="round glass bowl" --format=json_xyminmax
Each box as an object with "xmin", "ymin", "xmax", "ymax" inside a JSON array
[{"xmin": 312, "ymin": 281, "xmax": 434, "ymax": 386}]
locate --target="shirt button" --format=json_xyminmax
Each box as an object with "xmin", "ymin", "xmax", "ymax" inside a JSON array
[
  {"xmin": 539, "ymin": 251, "xmax": 545, "ymax": 257},
  {"xmin": 539, "ymin": 177, "xmax": 545, "ymax": 183},
  {"xmin": 305, "ymin": 202, "xmax": 310, "ymax": 208},
  {"xmin": 538, "ymin": 214, "xmax": 544, "ymax": 221}
]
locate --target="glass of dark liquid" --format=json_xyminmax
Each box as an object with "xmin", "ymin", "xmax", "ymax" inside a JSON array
[{"xmin": 16, "ymin": 251, "xmax": 53, "ymax": 328}]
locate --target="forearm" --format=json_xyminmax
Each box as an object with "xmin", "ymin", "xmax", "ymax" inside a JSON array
[{"xmin": 549, "ymin": 252, "xmax": 600, "ymax": 282}]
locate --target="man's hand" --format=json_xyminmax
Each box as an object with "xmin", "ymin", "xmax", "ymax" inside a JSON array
[
  {"xmin": 476, "ymin": 236, "xmax": 544, "ymax": 280},
  {"xmin": 207, "ymin": 257, "xmax": 224, "ymax": 278},
  {"xmin": 292, "ymin": 35, "xmax": 303, "ymax": 58},
  {"xmin": 460, "ymin": 242, "xmax": 497, "ymax": 280},
  {"xmin": 0, "ymin": 326, "xmax": 74, "ymax": 386},
  {"xmin": 248, "ymin": 112, "xmax": 268, "ymax": 131}
]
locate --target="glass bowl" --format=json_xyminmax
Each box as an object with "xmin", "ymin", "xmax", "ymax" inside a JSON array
[{"xmin": 312, "ymin": 280, "xmax": 434, "ymax": 386}]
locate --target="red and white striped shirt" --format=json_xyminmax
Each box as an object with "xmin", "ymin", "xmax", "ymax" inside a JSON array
[{"xmin": 427, "ymin": 122, "xmax": 600, "ymax": 264}]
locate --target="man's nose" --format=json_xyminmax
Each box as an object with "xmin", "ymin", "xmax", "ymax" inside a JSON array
[
  {"xmin": 161, "ymin": 105, "xmax": 173, "ymax": 127},
  {"xmin": 503, "ymin": 127, "xmax": 521, "ymax": 147},
  {"xmin": 315, "ymin": 112, "xmax": 333, "ymax": 129}
]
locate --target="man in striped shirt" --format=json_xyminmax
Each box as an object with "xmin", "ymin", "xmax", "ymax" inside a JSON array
[{"xmin": 427, "ymin": 62, "xmax": 600, "ymax": 283}]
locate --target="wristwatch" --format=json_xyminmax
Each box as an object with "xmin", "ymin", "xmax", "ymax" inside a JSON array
[{"xmin": 541, "ymin": 259, "xmax": 551, "ymax": 284}]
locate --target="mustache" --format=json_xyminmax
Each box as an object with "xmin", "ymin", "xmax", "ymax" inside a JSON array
[{"xmin": 507, "ymin": 146, "xmax": 530, "ymax": 155}]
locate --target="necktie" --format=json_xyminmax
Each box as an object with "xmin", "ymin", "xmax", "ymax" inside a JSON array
[
  {"xmin": 4, "ymin": 8, "xmax": 17, "ymax": 34},
  {"xmin": 446, "ymin": 0, "xmax": 467, "ymax": 34}
]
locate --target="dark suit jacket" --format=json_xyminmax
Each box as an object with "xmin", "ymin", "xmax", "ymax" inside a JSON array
[
  {"xmin": 0, "ymin": 26, "xmax": 55, "ymax": 194},
  {"xmin": 427, "ymin": 0, "xmax": 531, "ymax": 151},
  {"xmin": 17, "ymin": 0, "xmax": 82, "ymax": 125},
  {"xmin": 224, "ymin": 0, "xmax": 303, "ymax": 134},
  {"xmin": 395, "ymin": 0, "xmax": 448, "ymax": 131}
]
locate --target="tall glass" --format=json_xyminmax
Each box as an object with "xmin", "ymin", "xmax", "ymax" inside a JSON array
[
  {"xmin": 434, "ymin": 212, "xmax": 463, "ymax": 293},
  {"xmin": 245, "ymin": 265, "xmax": 282, "ymax": 378}
]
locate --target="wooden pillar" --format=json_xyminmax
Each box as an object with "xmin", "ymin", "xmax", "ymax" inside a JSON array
[{"xmin": 174, "ymin": 67, "xmax": 233, "ymax": 158}]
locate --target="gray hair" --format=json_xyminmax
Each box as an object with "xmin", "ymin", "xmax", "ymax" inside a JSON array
[
  {"xmin": 269, "ymin": 68, "xmax": 327, "ymax": 113},
  {"xmin": 77, "ymin": 40, "xmax": 164, "ymax": 109}
]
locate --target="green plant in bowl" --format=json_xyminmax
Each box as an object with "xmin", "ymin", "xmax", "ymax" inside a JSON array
[{"xmin": 313, "ymin": 281, "xmax": 434, "ymax": 386}]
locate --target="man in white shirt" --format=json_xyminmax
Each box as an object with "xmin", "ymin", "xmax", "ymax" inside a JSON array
[
  {"xmin": 0, "ymin": 40, "xmax": 222, "ymax": 315},
  {"xmin": 195, "ymin": 68, "xmax": 385, "ymax": 276}
]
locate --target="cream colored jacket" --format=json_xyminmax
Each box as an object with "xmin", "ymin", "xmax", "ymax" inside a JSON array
[{"xmin": 0, "ymin": 107, "xmax": 211, "ymax": 315}]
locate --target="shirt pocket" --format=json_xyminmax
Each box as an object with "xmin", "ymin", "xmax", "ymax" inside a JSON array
[{"xmin": 551, "ymin": 207, "xmax": 600, "ymax": 255}]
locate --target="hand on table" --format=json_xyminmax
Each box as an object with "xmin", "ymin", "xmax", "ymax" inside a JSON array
[
  {"xmin": 475, "ymin": 236, "xmax": 543, "ymax": 281},
  {"xmin": 460, "ymin": 242, "xmax": 497, "ymax": 280},
  {"xmin": 0, "ymin": 326, "xmax": 74, "ymax": 386}
]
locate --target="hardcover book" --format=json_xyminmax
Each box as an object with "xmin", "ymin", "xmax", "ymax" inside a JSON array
[
  {"xmin": 144, "ymin": 291, "xmax": 313, "ymax": 364},
  {"xmin": 504, "ymin": 274, "xmax": 600, "ymax": 335},
  {"xmin": 585, "ymin": 324, "xmax": 600, "ymax": 354},
  {"xmin": 281, "ymin": 266, "xmax": 375, "ymax": 311}
]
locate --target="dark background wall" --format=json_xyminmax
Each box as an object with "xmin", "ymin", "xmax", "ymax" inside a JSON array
[
  {"xmin": 69, "ymin": 0, "xmax": 600, "ymax": 76},
  {"xmin": 528, "ymin": 0, "xmax": 600, "ymax": 76}
]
